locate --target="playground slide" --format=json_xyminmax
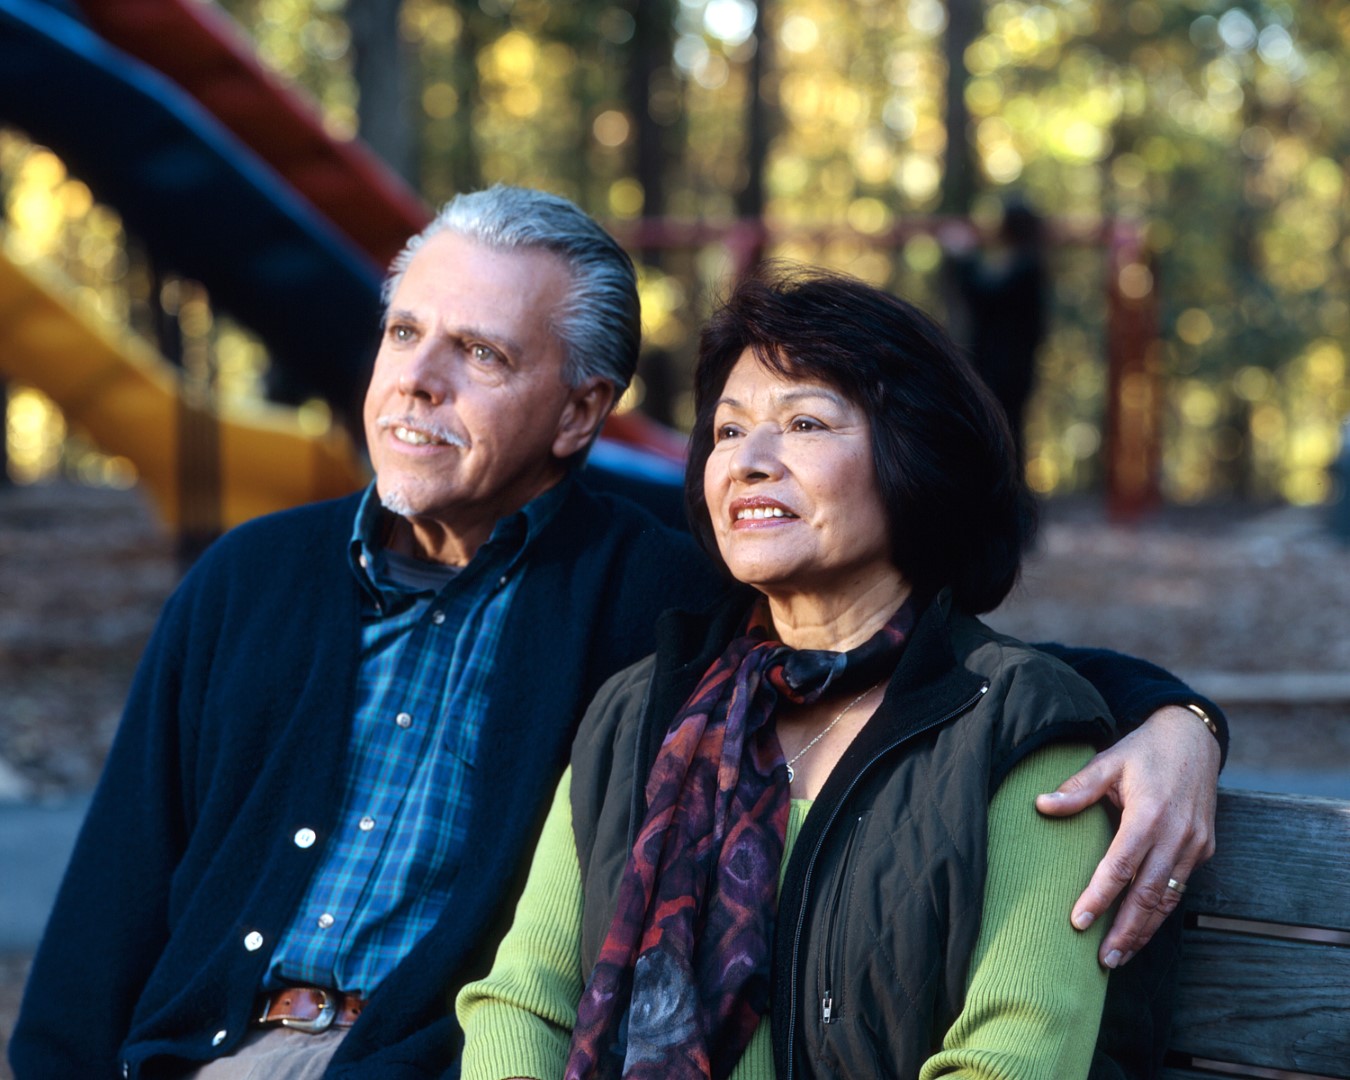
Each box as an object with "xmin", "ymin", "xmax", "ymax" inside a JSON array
[
  {"xmin": 0, "ymin": 0, "xmax": 384, "ymax": 417},
  {"xmin": 0, "ymin": 0, "xmax": 687, "ymax": 529},
  {"xmin": 67, "ymin": 0, "xmax": 429, "ymax": 268},
  {"xmin": 0, "ymin": 250, "xmax": 366, "ymax": 530}
]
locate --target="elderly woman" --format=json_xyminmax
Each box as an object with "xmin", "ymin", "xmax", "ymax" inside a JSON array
[{"xmin": 457, "ymin": 269, "xmax": 1172, "ymax": 1078}]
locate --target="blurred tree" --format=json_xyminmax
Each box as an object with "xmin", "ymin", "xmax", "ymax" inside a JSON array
[
  {"xmin": 736, "ymin": 0, "xmax": 770, "ymax": 226},
  {"xmin": 348, "ymin": 0, "xmax": 419, "ymax": 183},
  {"xmin": 6, "ymin": 0, "xmax": 1348, "ymax": 504},
  {"xmin": 624, "ymin": 0, "xmax": 679, "ymax": 245},
  {"xmin": 941, "ymin": 0, "xmax": 980, "ymax": 215}
]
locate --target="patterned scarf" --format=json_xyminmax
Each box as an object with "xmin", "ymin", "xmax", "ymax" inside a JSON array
[{"xmin": 564, "ymin": 596, "xmax": 918, "ymax": 1080}]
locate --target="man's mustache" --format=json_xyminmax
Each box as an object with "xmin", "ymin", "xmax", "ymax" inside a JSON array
[{"xmin": 375, "ymin": 415, "xmax": 469, "ymax": 448}]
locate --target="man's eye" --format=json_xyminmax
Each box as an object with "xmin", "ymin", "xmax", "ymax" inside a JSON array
[
  {"xmin": 390, "ymin": 325, "xmax": 415, "ymax": 343},
  {"xmin": 470, "ymin": 344, "xmax": 502, "ymax": 365}
]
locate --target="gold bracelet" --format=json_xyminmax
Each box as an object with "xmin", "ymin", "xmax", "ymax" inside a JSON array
[{"xmin": 1183, "ymin": 701, "xmax": 1220, "ymax": 739}]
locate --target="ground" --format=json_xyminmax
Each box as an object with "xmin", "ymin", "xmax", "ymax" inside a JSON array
[{"xmin": 1, "ymin": 480, "xmax": 1348, "ymax": 1073}]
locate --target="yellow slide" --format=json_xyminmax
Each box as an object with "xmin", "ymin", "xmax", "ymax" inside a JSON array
[{"xmin": 0, "ymin": 250, "xmax": 367, "ymax": 529}]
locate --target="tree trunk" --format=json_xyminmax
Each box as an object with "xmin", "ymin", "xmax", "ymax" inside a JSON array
[
  {"xmin": 732, "ymin": 0, "xmax": 771, "ymax": 275},
  {"xmin": 940, "ymin": 0, "xmax": 981, "ymax": 215},
  {"xmin": 736, "ymin": 0, "xmax": 770, "ymax": 222},
  {"xmin": 0, "ymin": 382, "xmax": 10, "ymax": 486},
  {"xmin": 448, "ymin": 3, "xmax": 483, "ymax": 193},
  {"xmin": 625, "ymin": 0, "xmax": 676, "ymax": 252},
  {"xmin": 347, "ymin": 0, "xmax": 419, "ymax": 185}
]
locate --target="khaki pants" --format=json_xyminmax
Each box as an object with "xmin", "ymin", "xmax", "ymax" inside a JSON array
[{"xmin": 183, "ymin": 1025, "xmax": 347, "ymax": 1080}]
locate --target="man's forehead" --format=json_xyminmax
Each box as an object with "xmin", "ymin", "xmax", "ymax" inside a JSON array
[
  {"xmin": 397, "ymin": 232, "xmax": 570, "ymax": 310},
  {"xmin": 412, "ymin": 231, "xmax": 568, "ymax": 279},
  {"xmin": 388, "ymin": 234, "xmax": 570, "ymax": 358}
]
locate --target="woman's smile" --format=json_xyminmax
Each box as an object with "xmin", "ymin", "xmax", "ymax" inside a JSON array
[{"xmin": 730, "ymin": 497, "xmax": 799, "ymax": 526}]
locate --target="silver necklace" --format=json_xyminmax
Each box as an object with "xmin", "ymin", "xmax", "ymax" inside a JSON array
[{"xmin": 785, "ymin": 680, "xmax": 883, "ymax": 783}]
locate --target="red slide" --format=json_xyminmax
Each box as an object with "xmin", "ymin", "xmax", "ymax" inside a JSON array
[
  {"xmin": 59, "ymin": 0, "xmax": 686, "ymax": 466},
  {"xmin": 69, "ymin": 0, "xmax": 429, "ymax": 269}
]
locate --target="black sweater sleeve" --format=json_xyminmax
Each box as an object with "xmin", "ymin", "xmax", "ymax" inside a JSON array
[{"xmin": 1034, "ymin": 643, "xmax": 1229, "ymax": 768}]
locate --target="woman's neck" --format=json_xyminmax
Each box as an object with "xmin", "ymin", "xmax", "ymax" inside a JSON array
[{"xmin": 764, "ymin": 573, "xmax": 912, "ymax": 651}]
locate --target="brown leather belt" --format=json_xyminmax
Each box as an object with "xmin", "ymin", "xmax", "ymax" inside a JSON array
[{"xmin": 255, "ymin": 987, "xmax": 364, "ymax": 1033}]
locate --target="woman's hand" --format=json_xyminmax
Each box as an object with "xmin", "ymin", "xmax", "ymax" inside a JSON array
[{"xmin": 1034, "ymin": 706, "xmax": 1221, "ymax": 967}]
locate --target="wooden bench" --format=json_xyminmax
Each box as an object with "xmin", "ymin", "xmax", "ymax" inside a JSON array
[{"xmin": 1162, "ymin": 788, "xmax": 1350, "ymax": 1080}]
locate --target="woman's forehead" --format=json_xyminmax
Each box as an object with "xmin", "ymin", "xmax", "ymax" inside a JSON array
[{"xmin": 717, "ymin": 350, "xmax": 854, "ymax": 408}]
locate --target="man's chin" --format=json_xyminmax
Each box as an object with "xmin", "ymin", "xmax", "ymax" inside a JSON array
[{"xmin": 378, "ymin": 487, "xmax": 422, "ymax": 520}]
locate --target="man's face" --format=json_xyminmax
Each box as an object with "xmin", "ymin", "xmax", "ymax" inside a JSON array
[{"xmin": 363, "ymin": 230, "xmax": 603, "ymax": 551}]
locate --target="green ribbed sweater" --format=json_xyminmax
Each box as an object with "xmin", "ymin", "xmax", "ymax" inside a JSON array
[{"xmin": 458, "ymin": 744, "xmax": 1109, "ymax": 1079}]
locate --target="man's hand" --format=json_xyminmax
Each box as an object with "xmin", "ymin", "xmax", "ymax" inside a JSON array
[{"xmin": 1036, "ymin": 705, "xmax": 1221, "ymax": 968}]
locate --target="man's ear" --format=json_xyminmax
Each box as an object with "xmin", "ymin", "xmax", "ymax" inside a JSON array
[{"xmin": 552, "ymin": 377, "xmax": 617, "ymax": 459}]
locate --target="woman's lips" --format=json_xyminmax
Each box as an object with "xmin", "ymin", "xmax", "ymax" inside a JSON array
[{"xmin": 730, "ymin": 498, "xmax": 798, "ymax": 527}]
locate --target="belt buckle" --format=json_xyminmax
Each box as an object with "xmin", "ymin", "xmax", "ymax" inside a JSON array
[{"xmin": 279, "ymin": 989, "xmax": 336, "ymax": 1033}]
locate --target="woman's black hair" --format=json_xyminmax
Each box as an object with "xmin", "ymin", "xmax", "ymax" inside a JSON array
[{"xmin": 684, "ymin": 265, "xmax": 1036, "ymax": 615}]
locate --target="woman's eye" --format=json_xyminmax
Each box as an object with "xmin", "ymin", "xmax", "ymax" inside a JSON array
[
  {"xmin": 714, "ymin": 424, "xmax": 741, "ymax": 442},
  {"xmin": 791, "ymin": 417, "xmax": 824, "ymax": 432}
]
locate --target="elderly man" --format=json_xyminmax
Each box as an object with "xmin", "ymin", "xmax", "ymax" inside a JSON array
[{"xmin": 12, "ymin": 186, "xmax": 1223, "ymax": 1079}]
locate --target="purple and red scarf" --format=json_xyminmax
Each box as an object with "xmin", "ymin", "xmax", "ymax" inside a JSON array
[{"xmin": 565, "ymin": 596, "xmax": 918, "ymax": 1080}]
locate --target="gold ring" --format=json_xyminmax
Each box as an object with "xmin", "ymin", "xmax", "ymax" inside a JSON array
[{"xmin": 1166, "ymin": 877, "xmax": 1187, "ymax": 894}]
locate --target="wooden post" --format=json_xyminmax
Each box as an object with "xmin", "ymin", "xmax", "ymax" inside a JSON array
[{"xmin": 1103, "ymin": 221, "xmax": 1163, "ymax": 521}]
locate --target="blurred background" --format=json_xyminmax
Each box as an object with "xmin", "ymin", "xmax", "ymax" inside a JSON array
[
  {"xmin": 4, "ymin": 0, "xmax": 1349, "ymax": 511},
  {"xmin": 1, "ymin": 0, "xmax": 1348, "ymax": 1072}
]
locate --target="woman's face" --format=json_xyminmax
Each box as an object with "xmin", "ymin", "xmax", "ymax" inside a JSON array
[{"xmin": 703, "ymin": 350, "xmax": 896, "ymax": 599}]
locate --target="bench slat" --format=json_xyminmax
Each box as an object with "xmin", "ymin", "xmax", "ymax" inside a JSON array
[
  {"xmin": 1185, "ymin": 789, "xmax": 1350, "ymax": 930},
  {"xmin": 1169, "ymin": 927, "xmax": 1350, "ymax": 1078}
]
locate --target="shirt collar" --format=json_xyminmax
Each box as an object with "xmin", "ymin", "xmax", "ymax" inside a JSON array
[{"xmin": 348, "ymin": 476, "xmax": 573, "ymax": 601}]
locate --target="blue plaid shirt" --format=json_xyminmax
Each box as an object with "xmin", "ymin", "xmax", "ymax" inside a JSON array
[{"xmin": 265, "ymin": 480, "xmax": 569, "ymax": 994}]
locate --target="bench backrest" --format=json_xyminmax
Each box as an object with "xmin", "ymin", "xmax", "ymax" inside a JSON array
[{"xmin": 1161, "ymin": 788, "xmax": 1350, "ymax": 1080}]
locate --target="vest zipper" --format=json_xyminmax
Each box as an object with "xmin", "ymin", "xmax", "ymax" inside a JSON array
[
  {"xmin": 625, "ymin": 669, "xmax": 660, "ymax": 851},
  {"xmin": 818, "ymin": 812, "xmax": 866, "ymax": 1024},
  {"xmin": 784, "ymin": 681, "xmax": 989, "ymax": 1080}
]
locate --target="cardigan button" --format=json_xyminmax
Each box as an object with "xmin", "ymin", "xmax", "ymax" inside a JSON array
[
  {"xmin": 212, "ymin": 1030, "xmax": 227, "ymax": 1046},
  {"xmin": 294, "ymin": 828, "xmax": 317, "ymax": 849},
  {"xmin": 244, "ymin": 931, "xmax": 264, "ymax": 951}
]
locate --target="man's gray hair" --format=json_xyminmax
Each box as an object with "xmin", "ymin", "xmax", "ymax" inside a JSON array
[{"xmin": 383, "ymin": 185, "xmax": 641, "ymax": 394}]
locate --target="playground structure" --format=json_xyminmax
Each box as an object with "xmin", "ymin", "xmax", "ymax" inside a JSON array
[
  {"xmin": 0, "ymin": 0, "xmax": 1164, "ymax": 534},
  {"xmin": 0, "ymin": 0, "xmax": 696, "ymax": 536},
  {"xmin": 0, "ymin": 251, "xmax": 364, "ymax": 529}
]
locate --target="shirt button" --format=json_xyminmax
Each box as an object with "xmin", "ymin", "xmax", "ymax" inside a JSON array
[
  {"xmin": 358, "ymin": 815, "xmax": 375, "ymax": 831},
  {"xmin": 122, "ymin": 1064, "xmax": 130, "ymax": 1079},
  {"xmin": 498, "ymin": 574, "xmax": 509, "ymax": 588},
  {"xmin": 293, "ymin": 828, "xmax": 317, "ymax": 849},
  {"xmin": 212, "ymin": 1030, "xmax": 228, "ymax": 1046},
  {"xmin": 318, "ymin": 912, "xmax": 335, "ymax": 929},
  {"xmin": 358, "ymin": 553, "xmax": 369, "ymax": 569},
  {"xmin": 395, "ymin": 712, "xmax": 412, "ymax": 729},
  {"xmin": 244, "ymin": 931, "xmax": 264, "ymax": 951},
  {"xmin": 430, "ymin": 610, "xmax": 445, "ymax": 625}
]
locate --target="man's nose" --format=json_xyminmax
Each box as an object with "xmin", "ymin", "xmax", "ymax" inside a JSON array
[{"xmin": 395, "ymin": 348, "xmax": 450, "ymax": 403}]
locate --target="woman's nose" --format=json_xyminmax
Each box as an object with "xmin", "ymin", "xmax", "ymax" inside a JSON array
[{"xmin": 728, "ymin": 425, "xmax": 782, "ymax": 482}]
